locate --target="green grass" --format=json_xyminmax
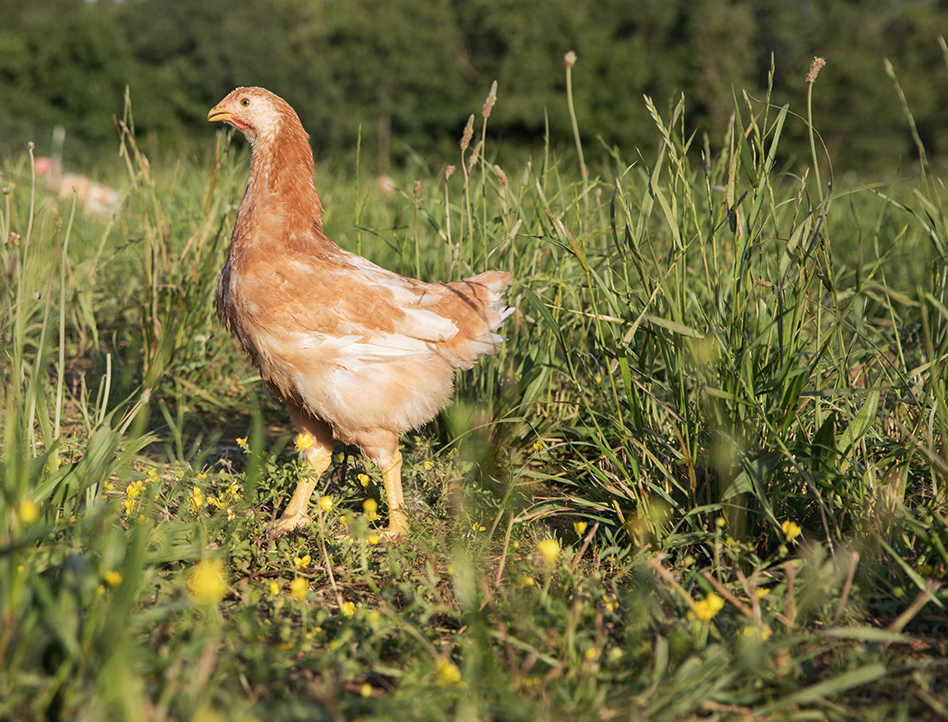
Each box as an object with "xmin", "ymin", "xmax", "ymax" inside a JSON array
[{"xmin": 2, "ymin": 72, "xmax": 948, "ymax": 721}]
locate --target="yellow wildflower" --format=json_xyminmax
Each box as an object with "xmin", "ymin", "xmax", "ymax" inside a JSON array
[
  {"xmin": 296, "ymin": 433, "xmax": 314, "ymax": 452},
  {"xmin": 335, "ymin": 452, "xmax": 345, "ymax": 464},
  {"xmin": 363, "ymin": 498, "xmax": 378, "ymax": 521},
  {"xmin": 781, "ymin": 520, "xmax": 802, "ymax": 541},
  {"xmin": 290, "ymin": 577, "xmax": 308, "ymax": 600},
  {"xmin": 519, "ymin": 575, "xmax": 535, "ymax": 587},
  {"xmin": 341, "ymin": 601, "xmax": 356, "ymax": 617},
  {"xmin": 269, "ymin": 581, "xmax": 280, "ymax": 595},
  {"xmin": 538, "ymin": 538, "xmax": 560, "ymax": 565},
  {"xmin": 187, "ymin": 558, "xmax": 228, "ymax": 605},
  {"xmin": 19, "ymin": 500, "xmax": 37, "ymax": 524},
  {"xmin": 694, "ymin": 592, "xmax": 724, "ymax": 622},
  {"xmin": 357, "ymin": 473, "xmax": 370, "ymax": 487},
  {"xmin": 294, "ymin": 554, "xmax": 311, "ymax": 569},
  {"xmin": 319, "ymin": 496, "xmax": 333, "ymax": 512},
  {"xmin": 532, "ymin": 440, "xmax": 544, "ymax": 453},
  {"xmin": 436, "ymin": 659, "xmax": 462, "ymax": 685},
  {"xmin": 196, "ymin": 472, "xmax": 208, "ymax": 481},
  {"xmin": 573, "ymin": 521, "xmax": 587, "ymax": 536},
  {"xmin": 236, "ymin": 437, "xmax": 248, "ymax": 451},
  {"xmin": 756, "ymin": 588, "xmax": 771, "ymax": 598},
  {"xmin": 603, "ymin": 594, "xmax": 619, "ymax": 612},
  {"xmin": 584, "ymin": 648, "xmax": 597, "ymax": 661},
  {"xmin": 423, "ymin": 460, "xmax": 433, "ymax": 471},
  {"xmin": 104, "ymin": 570, "xmax": 123, "ymax": 589},
  {"xmin": 367, "ymin": 534, "xmax": 380, "ymax": 546},
  {"xmin": 361, "ymin": 682, "xmax": 372, "ymax": 698},
  {"xmin": 190, "ymin": 486, "xmax": 205, "ymax": 512}
]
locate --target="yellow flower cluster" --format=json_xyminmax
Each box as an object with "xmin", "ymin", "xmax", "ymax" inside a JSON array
[
  {"xmin": 694, "ymin": 592, "xmax": 724, "ymax": 621},
  {"xmin": 294, "ymin": 554, "xmax": 311, "ymax": 569},
  {"xmin": 782, "ymin": 520, "xmax": 802, "ymax": 541},
  {"xmin": 19, "ymin": 500, "xmax": 38, "ymax": 524},
  {"xmin": 538, "ymin": 538, "xmax": 560, "ymax": 565},
  {"xmin": 124, "ymin": 480, "xmax": 146, "ymax": 515},
  {"xmin": 187, "ymin": 558, "xmax": 228, "ymax": 605},
  {"xmin": 362, "ymin": 498, "xmax": 378, "ymax": 521},
  {"xmin": 189, "ymin": 486, "xmax": 205, "ymax": 512},
  {"xmin": 290, "ymin": 577, "xmax": 308, "ymax": 600},
  {"xmin": 357, "ymin": 473, "xmax": 370, "ymax": 487},
  {"xmin": 436, "ymin": 659, "xmax": 462, "ymax": 685}
]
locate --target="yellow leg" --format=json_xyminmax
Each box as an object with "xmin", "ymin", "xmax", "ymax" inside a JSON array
[
  {"xmin": 380, "ymin": 450, "xmax": 409, "ymax": 541},
  {"xmin": 268, "ymin": 411, "xmax": 334, "ymax": 538}
]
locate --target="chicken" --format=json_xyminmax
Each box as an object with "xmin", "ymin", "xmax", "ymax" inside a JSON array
[{"xmin": 208, "ymin": 87, "xmax": 514, "ymax": 541}]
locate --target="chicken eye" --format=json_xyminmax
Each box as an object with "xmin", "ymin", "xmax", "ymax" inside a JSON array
[{"xmin": 240, "ymin": 98, "xmax": 250, "ymax": 107}]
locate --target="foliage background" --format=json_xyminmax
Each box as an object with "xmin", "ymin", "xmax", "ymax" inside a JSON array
[{"xmin": 3, "ymin": 0, "xmax": 948, "ymax": 172}]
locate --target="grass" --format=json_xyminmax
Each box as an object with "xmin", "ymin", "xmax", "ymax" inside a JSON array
[{"xmin": 2, "ymin": 65, "xmax": 948, "ymax": 721}]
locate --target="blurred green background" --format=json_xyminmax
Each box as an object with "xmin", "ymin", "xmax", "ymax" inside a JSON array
[{"xmin": 2, "ymin": 0, "xmax": 948, "ymax": 175}]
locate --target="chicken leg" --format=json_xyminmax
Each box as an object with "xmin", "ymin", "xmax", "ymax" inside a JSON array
[
  {"xmin": 358, "ymin": 429, "xmax": 409, "ymax": 541},
  {"xmin": 268, "ymin": 410, "xmax": 334, "ymax": 537}
]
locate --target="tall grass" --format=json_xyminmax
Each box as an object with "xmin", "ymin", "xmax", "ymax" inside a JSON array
[{"xmin": 1, "ymin": 58, "xmax": 947, "ymax": 720}]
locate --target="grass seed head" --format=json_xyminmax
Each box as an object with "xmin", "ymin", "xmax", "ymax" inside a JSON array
[
  {"xmin": 807, "ymin": 57, "xmax": 826, "ymax": 84},
  {"xmin": 460, "ymin": 115, "xmax": 475, "ymax": 150},
  {"xmin": 493, "ymin": 164, "xmax": 508, "ymax": 186},
  {"xmin": 482, "ymin": 80, "xmax": 498, "ymax": 119}
]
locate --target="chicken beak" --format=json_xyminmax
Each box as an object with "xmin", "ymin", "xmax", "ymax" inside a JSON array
[{"xmin": 207, "ymin": 104, "xmax": 234, "ymax": 124}]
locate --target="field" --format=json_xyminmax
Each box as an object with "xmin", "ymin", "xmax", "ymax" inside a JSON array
[{"xmin": 2, "ymin": 71, "xmax": 948, "ymax": 721}]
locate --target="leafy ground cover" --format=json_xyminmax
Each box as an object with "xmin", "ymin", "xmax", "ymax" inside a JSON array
[{"xmin": 2, "ymin": 65, "xmax": 948, "ymax": 721}]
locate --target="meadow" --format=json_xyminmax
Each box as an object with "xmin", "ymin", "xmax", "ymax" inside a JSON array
[{"xmin": 2, "ymin": 65, "xmax": 947, "ymax": 721}]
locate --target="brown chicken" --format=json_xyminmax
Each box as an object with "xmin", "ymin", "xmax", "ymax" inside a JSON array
[{"xmin": 208, "ymin": 87, "xmax": 514, "ymax": 541}]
